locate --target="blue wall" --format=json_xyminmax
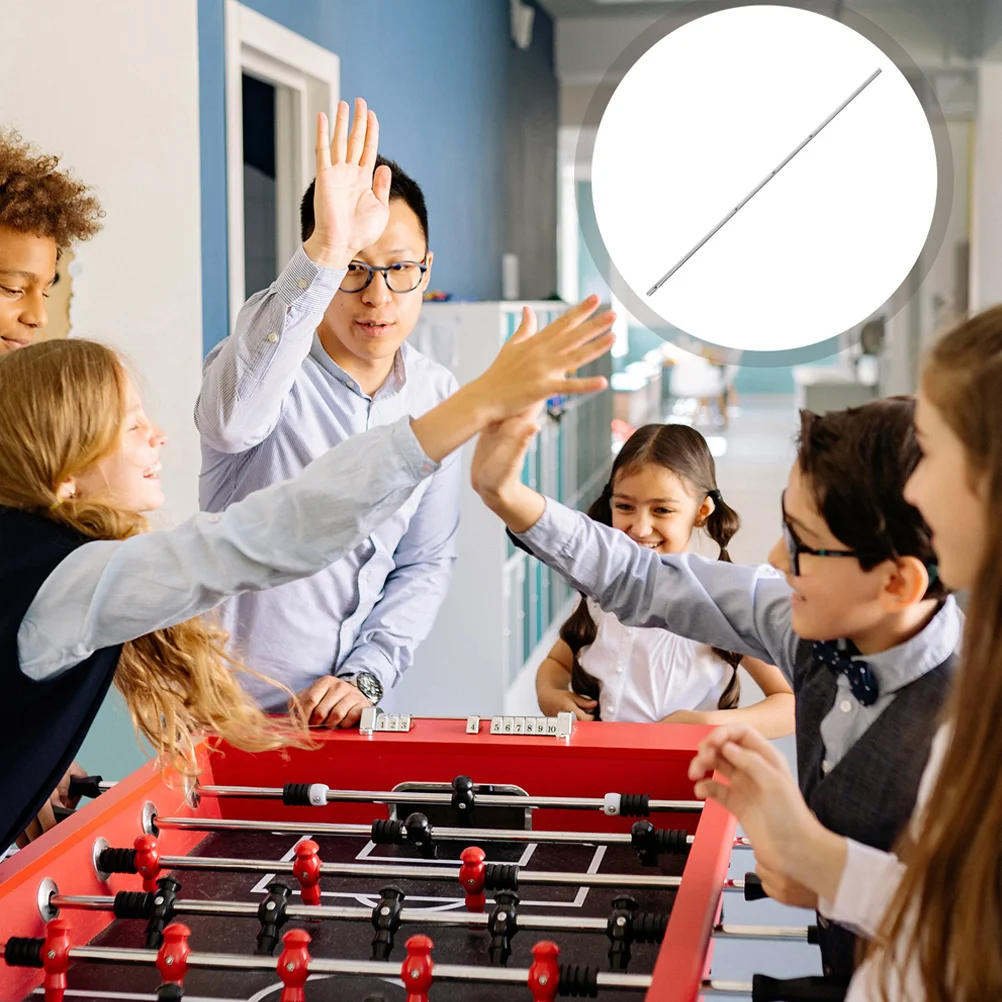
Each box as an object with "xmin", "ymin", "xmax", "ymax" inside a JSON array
[{"xmin": 198, "ymin": 0, "xmax": 550, "ymax": 352}]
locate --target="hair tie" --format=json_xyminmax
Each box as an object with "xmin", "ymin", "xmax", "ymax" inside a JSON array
[
  {"xmin": 49, "ymin": 497, "xmax": 63, "ymax": 510},
  {"xmin": 708, "ymin": 489, "xmax": 723, "ymax": 505}
]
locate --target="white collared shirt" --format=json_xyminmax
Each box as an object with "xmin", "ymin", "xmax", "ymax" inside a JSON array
[{"xmin": 578, "ymin": 598, "xmax": 733, "ymax": 722}]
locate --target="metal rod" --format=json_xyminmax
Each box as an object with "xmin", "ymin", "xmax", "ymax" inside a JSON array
[
  {"xmin": 195, "ymin": 783, "xmax": 702, "ymax": 814},
  {"xmin": 91, "ymin": 779, "xmax": 703, "ymax": 814},
  {"xmin": 700, "ymin": 980, "xmax": 756, "ymax": 997},
  {"xmin": 150, "ymin": 854, "xmax": 683, "ymax": 890},
  {"xmin": 646, "ymin": 67, "xmax": 883, "ymax": 296},
  {"xmin": 50, "ymin": 894, "xmax": 810, "ymax": 940},
  {"xmin": 155, "ymin": 815, "xmax": 699, "ymax": 848},
  {"xmin": 59, "ymin": 944, "xmax": 651, "ymax": 989}
]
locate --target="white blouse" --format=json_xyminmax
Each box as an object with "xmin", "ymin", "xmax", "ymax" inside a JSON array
[
  {"xmin": 818, "ymin": 724, "xmax": 949, "ymax": 1001},
  {"xmin": 577, "ymin": 598, "xmax": 733, "ymax": 722}
]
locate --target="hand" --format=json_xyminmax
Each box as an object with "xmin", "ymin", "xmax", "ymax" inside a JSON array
[
  {"xmin": 538, "ymin": 687, "xmax": 598, "ymax": 721},
  {"xmin": 296, "ymin": 676, "xmax": 373, "ymax": 729},
  {"xmin": 661, "ymin": 709, "xmax": 713, "ymax": 725},
  {"xmin": 470, "ymin": 299, "xmax": 616, "ymax": 424},
  {"xmin": 13, "ymin": 761, "xmax": 86, "ymax": 847},
  {"xmin": 687, "ymin": 724, "xmax": 840, "ymax": 892},
  {"xmin": 755, "ymin": 863, "xmax": 819, "ymax": 909},
  {"xmin": 471, "ymin": 413, "xmax": 539, "ymax": 501},
  {"xmin": 303, "ymin": 99, "xmax": 391, "ymax": 270}
]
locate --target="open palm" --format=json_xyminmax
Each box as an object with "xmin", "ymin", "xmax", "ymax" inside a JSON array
[{"xmin": 305, "ymin": 98, "xmax": 391, "ymax": 268}]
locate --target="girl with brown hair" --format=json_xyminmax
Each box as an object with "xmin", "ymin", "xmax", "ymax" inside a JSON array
[
  {"xmin": 535, "ymin": 423, "xmax": 793, "ymax": 735},
  {"xmin": 687, "ymin": 304, "xmax": 1002, "ymax": 1001},
  {"xmin": 0, "ymin": 306, "xmax": 613, "ymax": 855}
]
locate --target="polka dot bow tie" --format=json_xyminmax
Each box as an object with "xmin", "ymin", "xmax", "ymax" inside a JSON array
[{"xmin": 812, "ymin": 640, "xmax": 879, "ymax": 707}]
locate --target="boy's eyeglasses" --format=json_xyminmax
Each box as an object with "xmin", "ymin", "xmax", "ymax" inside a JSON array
[
  {"xmin": 339, "ymin": 260, "xmax": 428, "ymax": 294},
  {"xmin": 781, "ymin": 491, "xmax": 866, "ymax": 576}
]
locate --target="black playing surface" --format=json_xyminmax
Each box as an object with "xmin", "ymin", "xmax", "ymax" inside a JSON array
[{"xmin": 29, "ymin": 828, "xmax": 687, "ymax": 1001}]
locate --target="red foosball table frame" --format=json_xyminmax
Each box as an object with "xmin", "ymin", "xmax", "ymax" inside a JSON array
[{"xmin": 0, "ymin": 719, "xmax": 736, "ymax": 1002}]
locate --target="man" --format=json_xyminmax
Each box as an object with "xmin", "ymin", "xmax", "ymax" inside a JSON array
[{"xmin": 196, "ymin": 99, "xmax": 459, "ymax": 728}]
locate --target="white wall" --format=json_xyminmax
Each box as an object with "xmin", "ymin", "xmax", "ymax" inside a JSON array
[{"xmin": 0, "ymin": 0, "xmax": 203, "ymax": 524}]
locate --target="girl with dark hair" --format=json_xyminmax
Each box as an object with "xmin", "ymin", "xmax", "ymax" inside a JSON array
[{"xmin": 536, "ymin": 424, "xmax": 794, "ymax": 736}]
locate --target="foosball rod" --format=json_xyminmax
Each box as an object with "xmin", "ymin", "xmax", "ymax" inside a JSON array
[
  {"xmin": 95, "ymin": 836, "xmax": 687, "ymax": 892},
  {"xmin": 154, "ymin": 814, "xmax": 741, "ymax": 851},
  {"xmin": 47, "ymin": 891, "xmax": 817, "ymax": 941},
  {"xmin": 71, "ymin": 775, "xmax": 701, "ymax": 815},
  {"xmin": 2, "ymin": 929, "xmax": 845, "ymax": 1001}
]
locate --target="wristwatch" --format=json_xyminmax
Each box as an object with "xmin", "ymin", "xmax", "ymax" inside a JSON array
[{"xmin": 342, "ymin": 670, "xmax": 383, "ymax": 704}]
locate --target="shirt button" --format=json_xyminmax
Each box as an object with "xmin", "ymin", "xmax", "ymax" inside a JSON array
[
  {"xmin": 267, "ymin": 331, "xmax": 278, "ymax": 343},
  {"xmin": 616, "ymin": 665, "xmax": 623, "ymax": 674},
  {"xmin": 298, "ymin": 279, "xmax": 309, "ymax": 289},
  {"xmin": 206, "ymin": 514, "xmax": 219, "ymax": 524},
  {"xmin": 822, "ymin": 759, "xmax": 832, "ymax": 773},
  {"xmin": 420, "ymin": 463, "xmax": 434, "ymax": 475},
  {"xmin": 839, "ymin": 699, "xmax": 853, "ymax": 713}
]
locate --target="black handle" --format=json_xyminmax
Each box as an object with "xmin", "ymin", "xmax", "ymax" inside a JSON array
[
  {"xmin": 51, "ymin": 805, "xmax": 75, "ymax": 823},
  {"xmin": 752, "ymin": 975, "xmax": 848, "ymax": 1002},
  {"xmin": 743, "ymin": 872, "xmax": 769, "ymax": 901},
  {"xmin": 68, "ymin": 775, "xmax": 104, "ymax": 800}
]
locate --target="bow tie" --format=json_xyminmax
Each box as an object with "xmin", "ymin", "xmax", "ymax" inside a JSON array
[{"xmin": 812, "ymin": 640, "xmax": 879, "ymax": 707}]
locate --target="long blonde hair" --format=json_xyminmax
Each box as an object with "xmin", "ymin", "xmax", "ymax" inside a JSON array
[
  {"xmin": 872, "ymin": 305, "xmax": 1002, "ymax": 1001},
  {"xmin": 0, "ymin": 339, "xmax": 312, "ymax": 774}
]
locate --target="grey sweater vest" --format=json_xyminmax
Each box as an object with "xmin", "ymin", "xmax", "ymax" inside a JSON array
[{"xmin": 792, "ymin": 638, "xmax": 956, "ymax": 981}]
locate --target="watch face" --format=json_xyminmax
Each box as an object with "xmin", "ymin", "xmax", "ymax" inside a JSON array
[{"xmin": 355, "ymin": 672, "xmax": 383, "ymax": 702}]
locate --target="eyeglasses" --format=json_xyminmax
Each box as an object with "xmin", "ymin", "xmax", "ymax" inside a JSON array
[
  {"xmin": 781, "ymin": 491, "xmax": 867, "ymax": 576},
  {"xmin": 340, "ymin": 260, "xmax": 428, "ymax": 294}
]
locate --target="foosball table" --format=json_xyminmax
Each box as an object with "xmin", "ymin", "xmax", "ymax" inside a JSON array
[{"xmin": 0, "ymin": 714, "xmax": 841, "ymax": 1002}]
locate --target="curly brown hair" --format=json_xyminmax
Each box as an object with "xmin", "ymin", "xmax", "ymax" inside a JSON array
[{"xmin": 0, "ymin": 129, "xmax": 103, "ymax": 249}]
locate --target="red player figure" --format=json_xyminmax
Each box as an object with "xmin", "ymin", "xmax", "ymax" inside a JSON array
[
  {"xmin": 293, "ymin": 840, "xmax": 322, "ymax": 905},
  {"xmin": 458, "ymin": 846, "xmax": 486, "ymax": 912},
  {"xmin": 134, "ymin": 834, "xmax": 163, "ymax": 893},
  {"xmin": 277, "ymin": 929, "xmax": 312, "ymax": 1002},
  {"xmin": 41, "ymin": 918, "xmax": 71, "ymax": 1002},
  {"xmin": 156, "ymin": 923, "xmax": 190, "ymax": 986},
  {"xmin": 528, "ymin": 941, "xmax": 561, "ymax": 1002},
  {"xmin": 401, "ymin": 935, "xmax": 434, "ymax": 1002}
]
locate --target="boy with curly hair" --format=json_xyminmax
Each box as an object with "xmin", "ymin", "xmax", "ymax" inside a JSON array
[{"xmin": 0, "ymin": 129, "xmax": 103, "ymax": 352}]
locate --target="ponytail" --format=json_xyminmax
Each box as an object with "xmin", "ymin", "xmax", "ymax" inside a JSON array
[{"xmin": 703, "ymin": 487, "xmax": 743, "ymax": 708}]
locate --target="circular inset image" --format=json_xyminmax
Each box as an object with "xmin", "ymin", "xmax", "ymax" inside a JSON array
[{"xmin": 591, "ymin": 4, "xmax": 938, "ymax": 354}]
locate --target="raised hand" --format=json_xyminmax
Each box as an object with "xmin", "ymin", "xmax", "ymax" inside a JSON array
[
  {"xmin": 470, "ymin": 413, "xmax": 539, "ymax": 502},
  {"xmin": 303, "ymin": 98, "xmax": 392, "ymax": 270},
  {"xmin": 472, "ymin": 298, "xmax": 615, "ymax": 422}
]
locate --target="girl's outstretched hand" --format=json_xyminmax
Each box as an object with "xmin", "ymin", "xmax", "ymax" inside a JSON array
[{"xmin": 471, "ymin": 413, "xmax": 540, "ymax": 502}]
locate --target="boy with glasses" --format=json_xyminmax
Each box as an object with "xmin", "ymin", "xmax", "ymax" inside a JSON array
[
  {"xmin": 196, "ymin": 101, "xmax": 456, "ymax": 729},
  {"xmin": 473, "ymin": 395, "xmax": 961, "ymax": 984}
]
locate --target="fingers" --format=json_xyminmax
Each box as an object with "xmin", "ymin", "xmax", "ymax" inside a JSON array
[
  {"xmin": 331, "ymin": 100, "xmax": 350, "ymax": 164},
  {"xmin": 315, "ymin": 112, "xmax": 332, "ymax": 172},
  {"xmin": 372, "ymin": 163, "xmax": 392, "ymax": 208},
  {"xmin": 325, "ymin": 691, "xmax": 370, "ymax": 729},
  {"xmin": 570, "ymin": 694, "xmax": 598, "ymax": 709},
  {"xmin": 562, "ymin": 329, "xmax": 617, "ymax": 373},
  {"xmin": 573, "ymin": 707, "xmax": 596, "ymax": 721},
  {"xmin": 345, "ymin": 98, "xmax": 368, "ymax": 164},
  {"xmin": 555, "ymin": 374, "xmax": 610, "ymax": 398},
  {"xmin": 550, "ymin": 310, "xmax": 616, "ymax": 355},
  {"xmin": 509, "ymin": 306, "xmax": 538, "ymax": 344},
  {"xmin": 360, "ymin": 108, "xmax": 380, "ymax": 169},
  {"xmin": 539, "ymin": 295, "xmax": 600, "ymax": 341},
  {"xmin": 693, "ymin": 777, "xmax": 733, "ymax": 808},
  {"xmin": 296, "ymin": 681, "xmax": 326, "ymax": 721}
]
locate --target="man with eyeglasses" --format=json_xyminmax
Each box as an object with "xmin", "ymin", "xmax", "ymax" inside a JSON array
[{"xmin": 196, "ymin": 100, "xmax": 458, "ymax": 728}]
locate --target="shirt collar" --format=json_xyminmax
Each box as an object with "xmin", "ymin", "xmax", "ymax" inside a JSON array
[
  {"xmin": 309, "ymin": 333, "xmax": 409, "ymax": 400},
  {"xmin": 862, "ymin": 595, "xmax": 963, "ymax": 695}
]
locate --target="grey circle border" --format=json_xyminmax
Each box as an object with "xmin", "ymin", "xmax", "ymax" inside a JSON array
[{"xmin": 576, "ymin": 0, "xmax": 955, "ymax": 367}]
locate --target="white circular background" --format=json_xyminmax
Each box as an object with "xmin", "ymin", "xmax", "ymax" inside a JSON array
[{"xmin": 591, "ymin": 5, "xmax": 938, "ymax": 353}]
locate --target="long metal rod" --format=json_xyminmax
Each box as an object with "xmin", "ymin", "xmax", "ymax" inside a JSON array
[
  {"xmin": 49, "ymin": 893, "xmax": 811, "ymax": 941},
  {"xmin": 646, "ymin": 67, "xmax": 883, "ymax": 296},
  {"xmin": 151, "ymin": 854, "xmax": 683, "ymax": 890},
  {"xmin": 32, "ymin": 944, "xmax": 651, "ymax": 990},
  {"xmin": 87, "ymin": 780, "xmax": 703, "ymax": 814},
  {"xmin": 156, "ymin": 815, "xmax": 703, "ymax": 849},
  {"xmin": 199, "ymin": 783, "xmax": 703, "ymax": 814}
]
